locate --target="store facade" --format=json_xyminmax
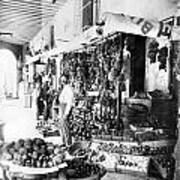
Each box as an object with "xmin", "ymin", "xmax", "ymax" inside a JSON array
[{"xmin": 2, "ymin": 1, "xmax": 180, "ymax": 180}]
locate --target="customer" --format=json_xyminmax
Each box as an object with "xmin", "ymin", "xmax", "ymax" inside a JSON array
[
  {"xmin": 58, "ymin": 74, "xmax": 74, "ymax": 146},
  {"xmin": 35, "ymin": 82, "xmax": 44, "ymax": 120}
]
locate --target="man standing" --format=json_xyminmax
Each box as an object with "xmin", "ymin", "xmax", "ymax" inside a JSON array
[{"xmin": 58, "ymin": 74, "xmax": 74, "ymax": 146}]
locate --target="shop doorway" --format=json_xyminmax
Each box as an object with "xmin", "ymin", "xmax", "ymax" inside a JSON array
[
  {"xmin": 0, "ymin": 49, "xmax": 18, "ymax": 99},
  {"xmin": 128, "ymin": 35, "xmax": 146, "ymax": 96}
]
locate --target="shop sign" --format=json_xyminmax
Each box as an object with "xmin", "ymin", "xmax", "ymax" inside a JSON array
[{"xmin": 101, "ymin": 12, "xmax": 172, "ymax": 39}]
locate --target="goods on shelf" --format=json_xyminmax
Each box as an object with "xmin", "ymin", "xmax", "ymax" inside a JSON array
[
  {"xmin": 36, "ymin": 120, "xmax": 60, "ymax": 137},
  {"xmin": 90, "ymin": 139, "xmax": 176, "ymax": 157},
  {"xmin": 60, "ymin": 33, "xmax": 125, "ymax": 141}
]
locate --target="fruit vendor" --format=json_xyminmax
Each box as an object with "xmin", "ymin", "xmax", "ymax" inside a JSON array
[{"xmin": 58, "ymin": 74, "xmax": 74, "ymax": 146}]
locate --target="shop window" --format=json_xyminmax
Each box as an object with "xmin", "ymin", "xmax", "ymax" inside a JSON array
[
  {"xmin": 82, "ymin": 0, "xmax": 100, "ymax": 31},
  {"xmin": 82, "ymin": 0, "xmax": 94, "ymax": 31}
]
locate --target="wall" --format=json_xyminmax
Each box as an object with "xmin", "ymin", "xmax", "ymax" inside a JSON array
[
  {"xmin": 30, "ymin": 0, "xmax": 179, "ymax": 51},
  {"xmin": 0, "ymin": 41, "xmax": 23, "ymax": 60},
  {"xmin": 30, "ymin": 22, "xmax": 53, "ymax": 52},
  {"xmin": 53, "ymin": 0, "xmax": 76, "ymax": 42},
  {"xmin": 100, "ymin": 0, "xmax": 178, "ymax": 20},
  {"xmin": 30, "ymin": 0, "xmax": 81, "ymax": 51}
]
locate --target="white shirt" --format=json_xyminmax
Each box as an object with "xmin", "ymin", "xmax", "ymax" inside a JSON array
[{"xmin": 59, "ymin": 84, "xmax": 74, "ymax": 117}]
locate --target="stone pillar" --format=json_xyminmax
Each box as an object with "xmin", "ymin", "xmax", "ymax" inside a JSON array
[
  {"xmin": 73, "ymin": 0, "xmax": 83, "ymax": 37},
  {"xmin": 56, "ymin": 55, "xmax": 62, "ymax": 90},
  {"xmin": 172, "ymin": 41, "xmax": 180, "ymax": 180}
]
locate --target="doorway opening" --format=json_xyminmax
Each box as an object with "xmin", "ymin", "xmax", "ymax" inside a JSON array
[{"xmin": 0, "ymin": 49, "xmax": 18, "ymax": 99}]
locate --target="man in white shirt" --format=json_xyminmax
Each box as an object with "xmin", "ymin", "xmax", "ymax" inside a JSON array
[{"xmin": 58, "ymin": 75, "xmax": 74, "ymax": 146}]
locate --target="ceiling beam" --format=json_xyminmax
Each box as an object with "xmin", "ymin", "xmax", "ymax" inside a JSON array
[
  {"xmin": 0, "ymin": 14, "xmax": 54, "ymax": 27},
  {"xmin": 0, "ymin": 0, "xmax": 65, "ymax": 12}
]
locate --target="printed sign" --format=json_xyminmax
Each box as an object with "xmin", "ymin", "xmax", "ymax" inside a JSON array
[{"xmin": 101, "ymin": 12, "xmax": 172, "ymax": 39}]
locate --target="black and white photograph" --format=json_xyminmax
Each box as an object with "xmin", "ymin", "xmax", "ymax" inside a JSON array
[{"xmin": 0, "ymin": 0, "xmax": 180, "ymax": 179}]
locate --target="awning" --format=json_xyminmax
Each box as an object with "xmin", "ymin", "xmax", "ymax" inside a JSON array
[
  {"xmin": 100, "ymin": 12, "xmax": 172, "ymax": 39},
  {"xmin": 26, "ymin": 12, "xmax": 173, "ymax": 61},
  {"xmin": 53, "ymin": 26, "xmax": 101, "ymax": 54}
]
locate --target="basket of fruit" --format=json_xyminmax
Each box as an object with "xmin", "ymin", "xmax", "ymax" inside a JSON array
[
  {"xmin": 66, "ymin": 141, "xmax": 91, "ymax": 160},
  {"xmin": 0, "ymin": 138, "xmax": 67, "ymax": 179},
  {"xmin": 66, "ymin": 159, "xmax": 106, "ymax": 180}
]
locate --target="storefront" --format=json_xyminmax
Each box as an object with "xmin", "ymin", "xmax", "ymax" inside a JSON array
[
  {"xmin": 0, "ymin": 10, "xmax": 178, "ymax": 180},
  {"xmin": 56, "ymin": 18, "xmax": 177, "ymax": 179}
]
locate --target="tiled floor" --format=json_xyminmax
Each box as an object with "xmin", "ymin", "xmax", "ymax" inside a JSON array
[{"xmin": 0, "ymin": 98, "xmax": 180, "ymax": 180}]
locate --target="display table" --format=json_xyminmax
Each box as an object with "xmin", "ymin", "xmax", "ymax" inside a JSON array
[
  {"xmin": 0, "ymin": 161, "xmax": 103, "ymax": 180},
  {"xmin": 0, "ymin": 160, "xmax": 67, "ymax": 180},
  {"xmin": 102, "ymin": 172, "xmax": 161, "ymax": 180}
]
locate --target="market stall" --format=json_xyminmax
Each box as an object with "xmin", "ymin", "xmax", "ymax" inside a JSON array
[
  {"xmin": 49, "ymin": 13, "xmax": 177, "ymax": 180},
  {"xmin": 13, "ymin": 11, "xmax": 178, "ymax": 180}
]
